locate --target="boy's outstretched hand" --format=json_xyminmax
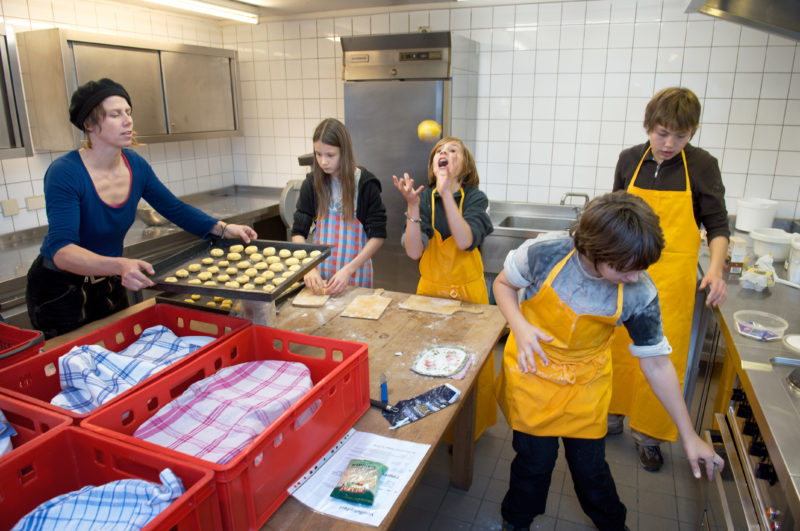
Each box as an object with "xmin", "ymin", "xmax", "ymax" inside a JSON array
[{"xmin": 684, "ymin": 434, "xmax": 725, "ymax": 481}]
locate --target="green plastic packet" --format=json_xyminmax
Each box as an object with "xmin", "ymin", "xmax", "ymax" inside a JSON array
[{"xmin": 330, "ymin": 459, "xmax": 388, "ymax": 506}]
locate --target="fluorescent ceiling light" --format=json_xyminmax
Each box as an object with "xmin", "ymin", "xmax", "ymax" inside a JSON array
[{"xmin": 141, "ymin": 0, "xmax": 259, "ymax": 24}]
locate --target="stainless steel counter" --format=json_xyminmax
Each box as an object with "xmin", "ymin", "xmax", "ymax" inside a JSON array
[
  {"xmin": 0, "ymin": 185, "xmax": 283, "ymax": 319},
  {"xmin": 708, "ymin": 259, "xmax": 800, "ymax": 522}
]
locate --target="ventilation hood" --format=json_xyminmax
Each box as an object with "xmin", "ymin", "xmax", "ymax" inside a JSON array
[{"xmin": 688, "ymin": 0, "xmax": 800, "ymax": 41}]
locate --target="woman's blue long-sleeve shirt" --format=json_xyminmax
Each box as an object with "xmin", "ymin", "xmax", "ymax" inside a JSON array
[{"xmin": 40, "ymin": 149, "xmax": 217, "ymax": 260}]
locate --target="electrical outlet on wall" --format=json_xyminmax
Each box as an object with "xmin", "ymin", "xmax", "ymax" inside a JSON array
[
  {"xmin": 1, "ymin": 199, "xmax": 20, "ymax": 217},
  {"xmin": 25, "ymin": 195, "xmax": 46, "ymax": 211}
]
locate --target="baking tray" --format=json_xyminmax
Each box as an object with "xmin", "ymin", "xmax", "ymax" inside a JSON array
[
  {"xmin": 155, "ymin": 281, "xmax": 304, "ymax": 314},
  {"xmin": 151, "ymin": 238, "xmax": 330, "ymax": 302}
]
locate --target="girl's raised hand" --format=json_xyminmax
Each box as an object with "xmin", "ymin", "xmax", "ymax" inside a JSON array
[{"xmin": 392, "ymin": 173, "xmax": 424, "ymax": 206}]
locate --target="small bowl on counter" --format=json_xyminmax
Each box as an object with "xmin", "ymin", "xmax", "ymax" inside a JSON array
[
  {"xmin": 733, "ymin": 310, "xmax": 788, "ymax": 341},
  {"xmin": 750, "ymin": 227, "xmax": 793, "ymax": 262}
]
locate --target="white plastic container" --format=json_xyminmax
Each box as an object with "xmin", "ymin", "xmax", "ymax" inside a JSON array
[
  {"xmin": 735, "ymin": 198, "xmax": 778, "ymax": 232},
  {"xmin": 750, "ymin": 227, "xmax": 792, "ymax": 261},
  {"xmin": 788, "ymin": 234, "xmax": 800, "ymax": 284}
]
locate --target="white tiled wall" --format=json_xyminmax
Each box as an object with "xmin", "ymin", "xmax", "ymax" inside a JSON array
[
  {"xmin": 224, "ymin": 0, "xmax": 800, "ymax": 221},
  {"xmin": 0, "ymin": 0, "xmax": 234, "ymax": 235},
  {"xmin": 2, "ymin": 0, "xmax": 800, "ymax": 239}
]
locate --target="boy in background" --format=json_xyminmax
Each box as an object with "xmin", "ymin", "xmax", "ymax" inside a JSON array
[{"xmin": 608, "ymin": 87, "xmax": 730, "ymax": 472}]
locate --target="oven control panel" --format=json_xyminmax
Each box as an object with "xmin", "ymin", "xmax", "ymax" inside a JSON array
[{"xmin": 726, "ymin": 385, "xmax": 794, "ymax": 530}]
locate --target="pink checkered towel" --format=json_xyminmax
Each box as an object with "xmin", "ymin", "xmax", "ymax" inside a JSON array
[{"xmin": 133, "ymin": 360, "xmax": 312, "ymax": 464}]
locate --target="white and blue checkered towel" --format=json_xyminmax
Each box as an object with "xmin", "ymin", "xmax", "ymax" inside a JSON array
[
  {"xmin": 51, "ymin": 325, "xmax": 203, "ymax": 414},
  {"xmin": 12, "ymin": 467, "xmax": 185, "ymax": 531}
]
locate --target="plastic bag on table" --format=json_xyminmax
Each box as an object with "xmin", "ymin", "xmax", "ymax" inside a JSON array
[{"xmin": 381, "ymin": 383, "xmax": 461, "ymax": 429}]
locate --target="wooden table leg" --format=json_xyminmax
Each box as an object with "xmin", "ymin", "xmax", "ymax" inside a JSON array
[{"xmin": 450, "ymin": 384, "xmax": 477, "ymax": 490}]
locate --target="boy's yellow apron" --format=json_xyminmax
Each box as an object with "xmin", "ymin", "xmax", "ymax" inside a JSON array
[
  {"xmin": 608, "ymin": 147, "xmax": 700, "ymax": 442},
  {"xmin": 497, "ymin": 250, "xmax": 623, "ymax": 438},
  {"xmin": 418, "ymin": 187, "xmax": 496, "ymax": 440}
]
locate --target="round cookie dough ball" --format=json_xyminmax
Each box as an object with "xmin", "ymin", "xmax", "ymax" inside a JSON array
[
  {"xmin": 188, "ymin": 278, "xmax": 202, "ymax": 285},
  {"xmin": 206, "ymin": 301, "xmax": 217, "ymax": 307},
  {"xmin": 190, "ymin": 294, "xmax": 202, "ymax": 300},
  {"xmin": 244, "ymin": 245, "xmax": 258, "ymax": 255},
  {"xmin": 272, "ymin": 277, "xmax": 286, "ymax": 285},
  {"xmin": 254, "ymin": 262, "xmax": 268, "ymax": 271},
  {"xmin": 253, "ymin": 276, "xmax": 266, "ymax": 285},
  {"xmin": 216, "ymin": 274, "xmax": 231, "ymax": 282},
  {"xmin": 197, "ymin": 272, "xmax": 212, "ymax": 281},
  {"xmin": 293, "ymin": 249, "xmax": 307, "ymax": 259},
  {"xmin": 288, "ymin": 264, "xmax": 301, "ymax": 272},
  {"xmin": 309, "ymin": 250, "xmax": 321, "ymax": 258},
  {"xmin": 249, "ymin": 253, "xmax": 263, "ymax": 263},
  {"xmin": 236, "ymin": 275, "xmax": 250, "ymax": 284},
  {"xmin": 203, "ymin": 280, "xmax": 217, "ymax": 286},
  {"xmin": 175, "ymin": 269, "xmax": 189, "ymax": 278},
  {"xmin": 210, "ymin": 248, "xmax": 224, "ymax": 257},
  {"xmin": 237, "ymin": 260, "xmax": 252, "ymax": 270},
  {"xmin": 278, "ymin": 249, "xmax": 292, "ymax": 259},
  {"xmin": 269, "ymin": 262, "xmax": 285, "ymax": 272},
  {"xmin": 227, "ymin": 252, "xmax": 242, "ymax": 261},
  {"xmin": 266, "ymin": 256, "xmax": 281, "ymax": 265},
  {"xmin": 187, "ymin": 263, "xmax": 202, "ymax": 273},
  {"xmin": 281, "ymin": 271, "xmax": 294, "ymax": 278},
  {"xmin": 225, "ymin": 267, "xmax": 238, "ymax": 275},
  {"xmin": 245, "ymin": 268, "xmax": 258, "ymax": 277},
  {"xmin": 302, "ymin": 257, "xmax": 313, "ymax": 265},
  {"xmin": 242, "ymin": 283, "xmax": 255, "ymax": 290},
  {"xmin": 224, "ymin": 281, "xmax": 240, "ymax": 288},
  {"xmin": 285, "ymin": 257, "xmax": 300, "ymax": 266},
  {"xmin": 183, "ymin": 298, "xmax": 195, "ymax": 304},
  {"xmin": 165, "ymin": 276, "xmax": 178, "ymax": 283},
  {"xmin": 213, "ymin": 296, "xmax": 224, "ymax": 302},
  {"xmin": 229, "ymin": 244, "xmax": 244, "ymax": 253},
  {"xmin": 261, "ymin": 271, "xmax": 275, "ymax": 280},
  {"xmin": 202, "ymin": 257, "xmax": 215, "ymax": 265},
  {"xmin": 263, "ymin": 246, "xmax": 276, "ymax": 257},
  {"xmin": 217, "ymin": 260, "xmax": 230, "ymax": 268},
  {"xmin": 263, "ymin": 284, "xmax": 275, "ymax": 293},
  {"xmin": 206, "ymin": 266, "xmax": 220, "ymax": 274}
]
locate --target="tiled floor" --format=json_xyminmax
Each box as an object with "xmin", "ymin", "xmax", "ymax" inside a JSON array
[{"xmin": 393, "ymin": 340, "xmax": 705, "ymax": 531}]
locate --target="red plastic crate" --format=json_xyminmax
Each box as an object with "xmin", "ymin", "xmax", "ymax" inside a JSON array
[
  {"xmin": 83, "ymin": 325, "xmax": 370, "ymax": 531},
  {"xmin": 0, "ymin": 427, "xmax": 221, "ymax": 531},
  {"xmin": 0, "ymin": 322, "xmax": 43, "ymax": 370},
  {"xmin": 0, "ymin": 303, "xmax": 249, "ymax": 423},
  {"xmin": 0, "ymin": 393, "xmax": 70, "ymax": 462}
]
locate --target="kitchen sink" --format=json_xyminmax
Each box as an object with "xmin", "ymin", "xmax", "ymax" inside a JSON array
[{"xmin": 498, "ymin": 215, "xmax": 576, "ymax": 231}]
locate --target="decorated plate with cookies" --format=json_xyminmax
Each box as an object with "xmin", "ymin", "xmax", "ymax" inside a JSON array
[{"xmin": 151, "ymin": 238, "xmax": 330, "ymax": 302}]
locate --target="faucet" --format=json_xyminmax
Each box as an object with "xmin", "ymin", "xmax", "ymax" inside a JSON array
[
  {"xmin": 560, "ymin": 192, "xmax": 590, "ymax": 218},
  {"xmin": 560, "ymin": 192, "xmax": 590, "ymax": 206}
]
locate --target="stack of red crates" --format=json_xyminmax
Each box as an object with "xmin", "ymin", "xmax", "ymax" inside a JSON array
[
  {"xmin": 0, "ymin": 427, "xmax": 222, "ymax": 530},
  {"xmin": 0, "ymin": 304, "xmax": 250, "ymax": 424},
  {"xmin": 83, "ymin": 324, "xmax": 370, "ymax": 531}
]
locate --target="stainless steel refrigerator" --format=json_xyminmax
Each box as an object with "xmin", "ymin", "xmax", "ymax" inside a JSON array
[{"xmin": 342, "ymin": 32, "xmax": 478, "ymax": 292}]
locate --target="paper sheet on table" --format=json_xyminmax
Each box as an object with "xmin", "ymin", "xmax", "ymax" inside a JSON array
[{"xmin": 290, "ymin": 429, "xmax": 430, "ymax": 526}]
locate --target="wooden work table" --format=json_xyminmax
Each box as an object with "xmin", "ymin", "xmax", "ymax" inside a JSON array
[
  {"xmin": 43, "ymin": 287, "xmax": 507, "ymax": 530},
  {"xmin": 265, "ymin": 287, "xmax": 506, "ymax": 530}
]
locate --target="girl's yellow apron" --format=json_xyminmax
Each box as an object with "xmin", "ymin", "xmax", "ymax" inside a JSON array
[
  {"xmin": 497, "ymin": 250, "xmax": 623, "ymax": 438},
  {"xmin": 608, "ymin": 147, "xmax": 700, "ymax": 442},
  {"xmin": 418, "ymin": 187, "xmax": 496, "ymax": 439}
]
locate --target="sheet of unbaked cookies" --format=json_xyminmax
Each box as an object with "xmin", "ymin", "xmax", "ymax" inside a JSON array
[{"xmin": 161, "ymin": 243, "xmax": 324, "ymax": 295}]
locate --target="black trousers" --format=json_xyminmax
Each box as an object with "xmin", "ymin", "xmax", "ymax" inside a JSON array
[
  {"xmin": 26, "ymin": 255, "xmax": 129, "ymax": 339},
  {"xmin": 501, "ymin": 430, "xmax": 627, "ymax": 531}
]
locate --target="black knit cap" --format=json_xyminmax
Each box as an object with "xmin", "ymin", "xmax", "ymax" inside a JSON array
[{"xmin": 68, "ymin": 78, "xmax": 131, "ymax": 131}]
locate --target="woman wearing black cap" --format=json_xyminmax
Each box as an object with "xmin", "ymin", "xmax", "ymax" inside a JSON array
[{"xmin": 25, "ymin": 78, "xmax": 257, "ymax": 338}]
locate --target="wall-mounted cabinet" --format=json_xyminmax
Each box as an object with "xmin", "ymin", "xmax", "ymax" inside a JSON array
[
  {"xmin": 15, "ymin": 28, "xmax": 241, "ymax": 152},
  {"xmin": 0, "ymin": 26, "xmax": 33, "ymax": 160}
]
